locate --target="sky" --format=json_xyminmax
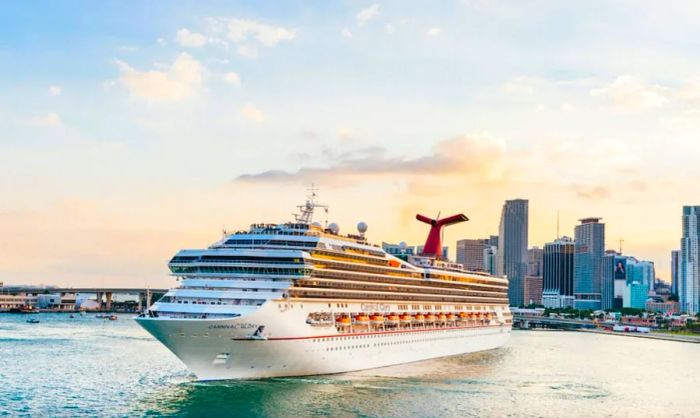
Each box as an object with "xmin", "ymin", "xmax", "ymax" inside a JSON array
[{"xmin": 2, "ymin": 0, "xmax": 700, "ymax": 288}]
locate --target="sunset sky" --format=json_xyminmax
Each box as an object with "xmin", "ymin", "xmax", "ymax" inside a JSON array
[{"xmin": 2, "ymin": 1, "xmax": 700, "ymax": 288}]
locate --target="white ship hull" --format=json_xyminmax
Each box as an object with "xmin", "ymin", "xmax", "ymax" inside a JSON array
[{"xmin": 136, "ymin": 302, "xmax": 511, "ymax": 380}]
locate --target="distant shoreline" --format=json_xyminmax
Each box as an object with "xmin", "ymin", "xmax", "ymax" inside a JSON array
[{"xmin": 576, "ymin": 328, "xmax": 700, "ymax": 344}]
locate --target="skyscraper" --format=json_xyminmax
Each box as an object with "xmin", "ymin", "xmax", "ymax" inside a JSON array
[
  {"xmin": 672, "ymin": 250, "xmax": 680, "ymax": 296},
  {"xmin": 527, "ymin": 247, "xmax": 544, "ymax": 277},
  {"xmin": 601, "ymin": 250, "xmax": 620, "ymax": 310},
  {"xmin": 497, "ymin": 199, "xmax": 529, "ymax": 306},
  {"xmin": 542, "ymin": 236, "xmax": 575, "ymax": 308},
  {"xmin": 680, "ymin": 206, "xmax": 700, "ymax": 313},
  {"xmin": 574, "ymin": 218, "xmax": 605, "ymax": 310},
  {"xmin": 455, "ymin": 239, "xmax": 489, "ymax": 271}
]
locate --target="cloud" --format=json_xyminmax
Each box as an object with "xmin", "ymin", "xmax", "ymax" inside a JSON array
[
  {"xmin": 572, "ymin": 185, "xmax": 611, "ymax": 200},
  {"xmin": 156, "ymin": 37, "xmax": 166, "ymax": 46},
  {"xmin": 385, "ymin": 23, "xmax": 395, "ymax": 34},
  {"xmin": 175, "ymin": 28, "xmax": 208, "ymax": 47},
  {"xmin": 590, "ymin": 75, "xmax": 669, "ymax": 111},
  {"xmin": 115, "ymin": 53, "xmax": 203, "ymax": 101},
  {"xmin": 501, "ymin": 76, "xmax": 543, "ymax": 95},
  {"xmin": 426, "ymin": 27, "xmax": 442, "ymax": 37},
  {"xmin": 48, "ymin": 85, "xmax": 62, "ymax": 96},
  {"xmin": 341, "ymin": 28, "xmax": 353, "ymax": 38},
  {"xmin": 237, "ymin": 134, "xmax": 507, "ymax": 183},
  {"xmin": 240, "ymin": 104, "xmax": 264, "ymax": 122},
  {"xmin": 223, "ymin": 71, "xmax": 241, "ymax": 86},
  {"xmin": 237, "ymin": 45, "xmax": 258, "ymax": 59},
  {"xmin": 357, "ymin": 4, "xmax": 380, "ymax": 26},
  {"xmin": 31, "ymin": 112, "xmax": 62, "ymax": 128},
  {"xmin": 210, "ymin": 17, "xmax": 296, "ymax": 48}
]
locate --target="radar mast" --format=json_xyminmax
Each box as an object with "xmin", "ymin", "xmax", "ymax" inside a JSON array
[{"xmin": 293, "ymin": 184, "xmax": 328, "ymax": 224}]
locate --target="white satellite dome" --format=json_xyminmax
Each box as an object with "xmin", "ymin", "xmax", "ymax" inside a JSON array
[
  {"xmin": 399, "ymin": 241, "xmax": 407, "ymax": 250},
  {"xmin": 311, "ymin": 221, "xmax": 322, "ymax": 228},
  {"xmin": 357, "ymin": 222, "xmax": 368, "ymax": 234},
  {"xmin": 328, "ymin": 223, "xmax": 340, "ymax": 234}
]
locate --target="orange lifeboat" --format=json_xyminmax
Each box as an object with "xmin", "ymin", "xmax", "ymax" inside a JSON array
[
  {"xmin": 458, "ymin": 312, "xmax": 469, "ymax": 320},
  {"xmin": 354, "ymin": 314, "xmax": 370, "ymax": 325},
  {"xmin": 446, "ymin": 313, "xmax": 456, "ymax": 321},
  {"xmin": 399, "ymin": 313, "xmax": 412, "ymax": 324},
  {"xmin": 336, "ymin": 315, "xmax": 352, "ymax": 326},
  {"xmin": 437, "ymin": 314, "xmax": 447, "ymax": 323},
  {"xmin": 413, "ymin": 313, "xmax": 425, "ymax": 323},
  {"xmin": 426, "ymin": 313, "xmax": 436, "ymax": 323},
  {"xmin": 370, "ymin": 314, "xmax": 385, "ymax": 325},
  {"xmin": 386, "ymin": 313, "xmax": 400, "ymax": 324}
]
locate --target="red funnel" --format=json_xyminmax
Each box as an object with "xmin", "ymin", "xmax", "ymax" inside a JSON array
[{"xmin": 416, "ymin": 213, "xmax": 469, "ymax": 258}]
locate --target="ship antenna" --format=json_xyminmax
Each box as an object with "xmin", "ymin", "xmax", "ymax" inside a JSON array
[{"xmin": 293, "ymin": 184, "xmax": 328, "ymax": 224}]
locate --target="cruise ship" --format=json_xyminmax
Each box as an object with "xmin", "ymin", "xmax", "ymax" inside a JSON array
[{"xmin": 136, "ymin": 194, "xmax": 512, "ymax": 380}]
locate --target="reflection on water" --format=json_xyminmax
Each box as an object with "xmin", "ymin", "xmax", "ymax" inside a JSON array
[{"xmin": 1, "ymin": 314, "xmax": 698, "ymax": 417}]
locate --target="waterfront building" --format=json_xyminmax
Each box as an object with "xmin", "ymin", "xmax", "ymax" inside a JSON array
[
  {"xmin": 628, "ymin": 260, "xmax": 655, "ymax": 293},
  {"xmin": 681, "ymin": 206, "xmax": 700, "ymax": 313},
  {"xmin": 542, "ymin": 236, "xmax": 575, "ymax": 309},
  {"xmin": 645, "ymin": 300, "xmax": 680, "ymax": 314},
  {"xmin": 623, "ymin": 281, "xmax": 649, "ymax": 309},
  {"xmin": 671, "ymin": 250, "xmax": 680, "ymax": 296},
  {"xmin": 527, "ymin": 247, "xmax": 543, "ymax": 277},
  {"xmin": 574, "ymin": 218, "xmax": 605, "ymax": 310},
  {"xmin": 601, "ymin": 250, "xmax": 620, "ymax": 310},
  {"xmin": 523, "ymin": 275, "xmax": 543, "ymax": 306},
  {"xmin": 456, "ymin": 239, "xmax": 490, "ymax": 271},
  {"xmin": 0, "ymin": 293, "xmax": 37, "ymax": 311},
  {"xmin": 497, "ymin": 199, "xmax": 529, "ymax": 306}
]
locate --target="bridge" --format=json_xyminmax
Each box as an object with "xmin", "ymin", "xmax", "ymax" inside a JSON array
[
  {"xmin": 512, "ymin": 314, "xmax": 598, "ymax": 330},
  {"xmin": 0, "ymin": 286, "xmax": 168, "ymax": 311}
]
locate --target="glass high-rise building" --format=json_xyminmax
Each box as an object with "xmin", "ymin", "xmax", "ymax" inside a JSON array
[
  {"xmin": 681, "ymin": 206, "xmax": 700, "ymax": 313},
  {"xmin": 672, "ymin": 250, "xmax": 680, "ymax": 296},
  {"xmin": 574, "ymin": 218, "xmax": 605, "ymax": 310},
  {"xmin": 542, "ymin": 236, "xmax": 575, "ymax": 308},
  {"xmin": 497, "ymin": 199, "xmax": 529, "ymax": 306}
]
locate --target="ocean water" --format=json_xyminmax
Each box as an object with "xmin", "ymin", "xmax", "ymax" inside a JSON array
[{"xmin": 1, "ymin": 313, "xmax": 698, "ymax": 417}]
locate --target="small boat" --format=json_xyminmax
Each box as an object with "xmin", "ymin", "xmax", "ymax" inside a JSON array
[
  {"xmin": 425, "ymin": 314, "xmax": 437, "ymax": 323},
  {"xmin": 353, "ymin": 314, "xmax": 370, "ymax": 326},
  {"xmin": 336, "ymin": 315, "xmax": 352, "ymax": 326},
  {"xmin": 386, "ymin": 314, "xmax": 400, "ymax": 324},
  {"xmin": 108, "ymin": 315, "xmax": 118, "ymax": 321},
  {"xmin": 369, "ymin": 314, "xmax": 385, "ymax": 325},
  {"xmin": 399, "ymin": 314, "xmax": 412, "ymax": 324},
  {"xmin": 69, "ymin": 314, "xmax": 75, "ymax": 319},
  {"xmin": 26, "ymin": 318, "xmax": 40, "ymax": 324},
  {"xmin": 413, "ymin": 314, "xmax": 425, "ymax": 323},
  {"xmin": 447, "ymin": 313, "xmax": 457, "ymax": 321}
]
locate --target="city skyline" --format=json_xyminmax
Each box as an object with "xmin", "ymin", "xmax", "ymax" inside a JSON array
[{"xmin": 3, "ymin": 1, "xmax": 700, "ymax": 287}]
